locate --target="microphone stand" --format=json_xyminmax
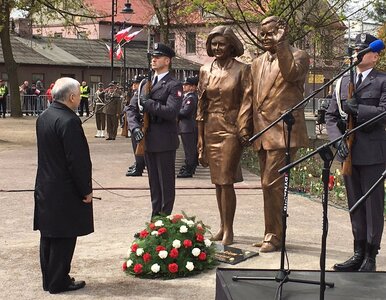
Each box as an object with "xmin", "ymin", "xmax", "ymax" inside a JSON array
[
  {"xmin": 349, "ymin": 169, "xmax": 386, "ymax": 213},
  {"xmin": 278, "ymin": 110, "xmax": 386, "ymax": 299},
  {"xmin": 232, "ymin": 60, "xmax": 361, "ymax": 299}
]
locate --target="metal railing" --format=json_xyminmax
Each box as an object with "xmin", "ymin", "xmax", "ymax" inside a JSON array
[{"xmin": 5, "ymin": 95, "xmax": 51, "ymax": 116}]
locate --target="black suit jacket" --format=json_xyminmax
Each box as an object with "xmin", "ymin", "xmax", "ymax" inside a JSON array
[
  {"xmin": 178, "ymin": 91, "xmax": 198, "ymax": 133},
  {"xmin": 326, "ymin": 69, "xmax": 386, "ymax": 165},
  {"xmin": 127, "ymin": 73, "xmax": 183, "ymax": 152},
  {"xmin": 34, "ymin": 101, "xmax": 93, "ymax": 237}
]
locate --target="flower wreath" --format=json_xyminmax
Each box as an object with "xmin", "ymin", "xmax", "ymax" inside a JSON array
[{"xmin": 122, "ymin": 212, "xmax": 218, "ymax": 278}]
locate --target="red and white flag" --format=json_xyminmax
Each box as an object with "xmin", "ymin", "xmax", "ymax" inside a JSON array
[
  {"xmin": 115, "ymin": 26, "xmax": 133, "ymax": 43},
  {"xmin": 123, "ymin": 29, "xmax": 142, "ymax": 42},
  {"xmin": 105, "ymin": 43, "xmax": 113, "ymax": 61},
  {"xmin": 116, "ymin": 44, "xmax": 124, "ymax": 60}
]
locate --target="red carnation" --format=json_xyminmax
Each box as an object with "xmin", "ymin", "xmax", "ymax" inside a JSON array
[
  {"xmin": 156, "ymin": 245, "xmax": 166, "ymax": 252},
  {"xmin": 139, "ymin": 229, "xmax": 149, "ymax": 238},
  {"xmin": 183, "ymin": 239, "xmax": 193, "ymax": 248},
  {"xmin": 328, "ymin": 175, "xmax": 335, "ymax": 191},
  {"xmin": 133, "ymin": 263, "xmax": 143, "ymax": 274},
  {"xmin": 168, "ymin": 263, "xmax": 179, "ymax": 273},
  {"xmin": 169, "ymin": 248, "xmax": 179, "ymax": 259},
  {"xmin": 172, "ymin": 214, "xmax": 184, "ymax": 223},
  {"xmin": 198, "ymin": 252, "xmax": 207, "ymax": 261},
  {"xmin": 197, "ymin": 224, "xmax": 204, "ymax": 233},
  {"xmin": 131, "ymin": 243, "xmax": 138, "ymax": 252},
  {"xmin": 158, "ymin": 227, "xmax": 167, "ymax": 235},
  {"xmin": 122, "ymin": 261, "xmax": 127, "ymax": 271},
  {"xmin": 143, "ymin": 252, "xmax": 152, "ymax": 263},
  {"xmin": 149, "ymin": 223, "xmax": 156, "ymax": 230},
  {"xmin": 196, "ymin": 233, "xmax": 204, "ymax": 242}
]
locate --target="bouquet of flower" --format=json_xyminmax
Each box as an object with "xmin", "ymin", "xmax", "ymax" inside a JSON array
[{"xmin": 122, "ymin": 212, "xmax": 218, "ymax": 278}]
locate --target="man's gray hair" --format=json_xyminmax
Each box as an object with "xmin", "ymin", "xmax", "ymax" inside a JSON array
[{"xmin": 52, "ymin": 77, "xmax": 80, "ymax": 102}]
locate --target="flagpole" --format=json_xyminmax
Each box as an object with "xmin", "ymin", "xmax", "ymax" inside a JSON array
[{"xmin": 111, "ymin": 0, "xmax": 116, "ymax": 83}]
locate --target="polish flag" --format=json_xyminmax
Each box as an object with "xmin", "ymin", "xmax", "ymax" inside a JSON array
[
  {"xmin": 123, "ymin": 30, "xmax": 142, "ymax": 42},
  {"xmin": 105, "ymin": 43, "xmax": 113, "ymax": 61},
  {"xmin": 115, "ymin": 26, "xmax": 133, "ymax": 43},
  {"xmin": 116, "ymin": 44, "xmax": 124, "ymax": 60}
]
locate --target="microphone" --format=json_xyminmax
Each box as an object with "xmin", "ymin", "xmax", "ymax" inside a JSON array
[{"xmin": 353, "ymin": 39, "xmax": 385, "ymax": 59}]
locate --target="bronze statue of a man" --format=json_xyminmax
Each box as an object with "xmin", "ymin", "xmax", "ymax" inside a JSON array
[
  {"xmin": 197, "ymin": 26, "xmax": 251, "ymax": 245},
  {"xmin": 239, "ymin": 16, "xmax": 310, "ymax": 252}
]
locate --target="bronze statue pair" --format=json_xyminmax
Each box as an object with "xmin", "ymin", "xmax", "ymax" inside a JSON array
[{"xmin": 198, "ymin": 17, "xmax": 309, "ymax": 249}]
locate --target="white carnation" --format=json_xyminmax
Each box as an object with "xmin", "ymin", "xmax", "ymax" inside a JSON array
[
  {"xmin": 151, "ymin": 263, "xmax": 161, "ymax": 273},
  {"xmin": 181, "ymin": 218, "xmax": 189, "ymax": 224},
  {"xmin": 136, "ymin": 248, "xmax": 144, "ymax": 256},
  {"xmin": 186, "ymin": 220, "xmax": 195, "ymax": 227},
  {"xmin": 158, "ymin": 250, "xmax": 168, "ymax": 259},
  {"xmin": 192, "ymin": 248, "xmax": 201, "ymax": 257},
  {"xmin": 172, "ymin": 239, "xmax": 181, "ymax": 248},
  {"xmin": 204, "ymin": 239, "xmax": 212, "ymax": 247},
  {"xmin": 186, "ymin": 261, "xmax": 194, "ymax": 271},
  {"xmin": 179, "ymin": 225, "xmax": 188, "ymax": 233},
  {"xmin": 151, "ymin": 231, "xmax": 159, "ymax": 236},
  {"xmin": 154, "ymin": 220, "xmax": 164, "ymax": 227},
  {"xmin": 166, "ymin": 215, "xmax": 173, "ymax": 220},
  {"xmin": 127, "ymin": 259, "xmax": 133, "ymax": 267}
]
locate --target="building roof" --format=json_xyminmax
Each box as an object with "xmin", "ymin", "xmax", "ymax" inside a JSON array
[
  {"xmin": 85, "ymin": 0, "xmax": 154, "ymax": 25},
  {"xmin": 0, "ymin": 35, "xmax": 201, "ymax": 71}
]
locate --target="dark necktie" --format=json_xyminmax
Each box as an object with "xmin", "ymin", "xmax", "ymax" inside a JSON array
[
  {"xmin": 153, "ymin": 76, "xmax": 158, "ymax": 86},
  {"xmin": 356, "ymin": 73, "xmax": 362, "ymax": 89}
]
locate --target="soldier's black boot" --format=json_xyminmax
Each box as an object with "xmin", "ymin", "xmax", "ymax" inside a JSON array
[
  {"xmin": 178, "ymin": 165, "xmax": 186, "ymax": 176},
  {"xmin": 359, "ymin": 243, "xmax": 378, "ymax": 272},
  {"xmin": 333, "ymin": 240, "xmax": 366, "ymax": 271},
  {"xmin": 177, "ymin": 164, "xmax": 193, "ymax": 178}
]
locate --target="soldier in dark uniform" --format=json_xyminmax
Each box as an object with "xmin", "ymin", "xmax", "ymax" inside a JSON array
[
  {"xmin": 126, "ymin": 74, "xmax": 146, "ymax": 176},
  {"xmin": 326, "ymin": 33, "xmax": 386, "ymax": 272},
  {"xmin": 105, "ymin": 82, "xmax": 122, "ymax": 140},
  {"xmin": 177, "ymin": 76, "xmax": 199, "ymax": 178},
  {"xmin": 127, "ymin": 43, "xmax": 183, "ymax": 218}
]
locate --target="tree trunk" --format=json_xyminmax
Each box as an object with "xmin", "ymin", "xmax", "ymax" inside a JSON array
[{"xmin": 0, "ymin": 2, "xmax": 22, "ymax": 117}]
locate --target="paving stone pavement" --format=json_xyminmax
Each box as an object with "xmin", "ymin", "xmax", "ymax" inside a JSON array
[{"xmin": 0, "ymin": 116, "xmax": 385, "ymax": 300}]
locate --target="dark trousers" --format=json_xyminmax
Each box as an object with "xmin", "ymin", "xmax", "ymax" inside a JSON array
[
  {"xmin": 344, "ymin": 163, "xmax": 385, "ymax": 246},
  {"xmin": 106, "ymin": 114, "xmax": 118, "ymax": 139},
  {"xmin": 0, "ymin": 99, "xmax": 6, "ymax": 116},
  {"xmin": 131, "ymin": 136, "xmax": 145, "ymax": 170},
  {"xmin": 79, "ymin": 98, "xmax": 89, "ymax": 116},
  {"xmin": 95, "ymin": 112, "xmax": 106, "ymax": 130},
  {"xmin": 145, "ymin": 150, "xmax": 176, "ymax": 217},
  {"xmin": 180, "ymin": 132, "xmax": 197, "ymax": 166},
  {"xmin": 40, "ymin": 236, "xmax": 77, "ymax": 293}
]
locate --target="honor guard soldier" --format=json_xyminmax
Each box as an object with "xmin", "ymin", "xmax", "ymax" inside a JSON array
[
  {"xmin": 105, "ymin": 82, "xmax": 122, "ymax": 140},
  {"xmin": 126, "ymin": 74, "xmax": 146, "ymax": 176},
  {"xmin": 177, "ymin": 76, "xmax": 199, "ymax": 178},
  {"xmin": 326, "ymin": 33, "xmax": 386, "ymax": 272},
  {"xmin": 127, "ymin": 43, "xmax": 183, "ymax": 218}
]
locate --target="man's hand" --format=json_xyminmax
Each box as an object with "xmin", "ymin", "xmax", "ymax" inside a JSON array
[
  {"xmin": 83, "ymin": 193, "xmax": 93, "ymax": 203},
  {"xmin": 239, "ymin": 134, "xmax": 251, "ymax": 147},
  {"xmin": 274, "ymin": 19, "xmax": 288, "ymax": 44},
  {"xmin": 333, "ymin": 140, "xmax": 349, "ymax": 160},
  {"xmin": 133, "ymin": 128, "xmax": 144, "ymax": 142},
  {"xmin": 140, "ymin": 94, "xmax": 150, "ymax": 107},
  {"xmin": 342, "ymin": 98, "xmax": 358, "ymax": 115}
]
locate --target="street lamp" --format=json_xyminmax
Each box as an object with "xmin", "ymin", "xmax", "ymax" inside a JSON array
[{"xmin": 111, "ymin": 1, "xmax": 134, "ymax": 82}]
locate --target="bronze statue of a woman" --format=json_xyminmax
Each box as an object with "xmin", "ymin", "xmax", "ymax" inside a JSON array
[{"xmin": 196, "ymin": 26, "xmax": 251, "ymax": 245}]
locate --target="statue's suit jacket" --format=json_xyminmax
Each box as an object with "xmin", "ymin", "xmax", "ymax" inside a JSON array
[{"xmin": 239, "ymin": 41, "xmax": 309, "ymax": 150}]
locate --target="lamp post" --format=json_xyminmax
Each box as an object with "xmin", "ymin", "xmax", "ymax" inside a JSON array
[{"xmin": 111, "ymin": 1, "xmax": 134, "ymax": 83}]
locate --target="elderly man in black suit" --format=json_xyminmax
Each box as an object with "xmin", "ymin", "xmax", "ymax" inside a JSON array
[
  {"xmin": 34, "ymin": 77, "xmax": 94, "ymax": 293},
  {"xmin": 326, "ymin": 33, "xmax": 386, "ymax": 272},
  {"xmin": 127, "ymin": 43, "xmax": 183, "ymax": 218}
]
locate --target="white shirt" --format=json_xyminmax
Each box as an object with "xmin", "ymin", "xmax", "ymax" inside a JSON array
[
  {"xmin": 153, "ymin": 71, "xmax": 169, "ymax": 84},
  {"xmin": 357, "ymin": 68, "xmax": 372, "ymax": 83}
]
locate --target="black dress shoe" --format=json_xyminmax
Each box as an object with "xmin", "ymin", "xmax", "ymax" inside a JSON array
[
  {"xmin": 49, "ymin": 280, "xmax": 86, "ymax": 294},
  {"xmin": 126, "ymin": 167, "xmax": 143, "ymax": 176},
  {"xmin": 359, "ymin": 257, "xmax": 376, "ymax": 271},
  {"xmin": 106, "ymin": 137, "xmax": 113, "ymax": 140}
]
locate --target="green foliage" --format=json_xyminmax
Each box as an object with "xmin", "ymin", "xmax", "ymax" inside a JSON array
[
  {"xmin": 123, "ymin": 212, "xmax": 218, "ymax": 279},
  {"xmin": 377, "ymin": 23, "xmax": 386, "ymax": 72}
]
